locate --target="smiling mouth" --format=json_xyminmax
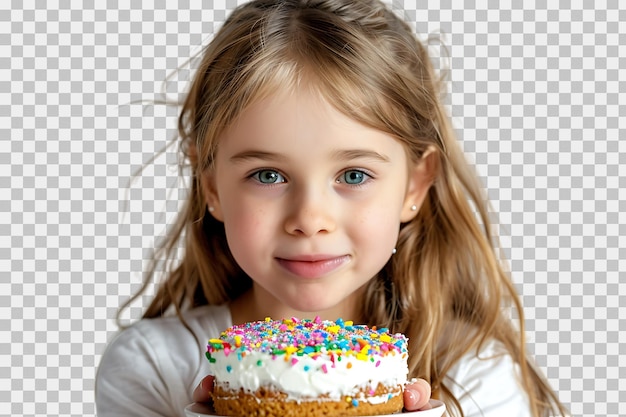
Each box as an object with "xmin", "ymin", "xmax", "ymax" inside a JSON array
[{"xmin": 275, "ymin": 255, "xmax": 350, "ymax": 279}]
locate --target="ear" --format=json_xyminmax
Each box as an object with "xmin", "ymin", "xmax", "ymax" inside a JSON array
[
  {"xmin": 400, "ymin": 147, "xmax": 438, "ymax": 223},
  {"xmin": 199, "ymin": 168, "xmax": 225, "ymax": 222}
]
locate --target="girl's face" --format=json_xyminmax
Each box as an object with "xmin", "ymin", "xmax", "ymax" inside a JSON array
[{"xmin": 204, "ymin": 86, "xmax": 432, "ymax": 321}]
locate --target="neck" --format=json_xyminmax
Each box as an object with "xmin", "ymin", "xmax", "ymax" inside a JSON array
[{"xmin": 229, "ymin": 285, "xmax": 364, "ymax": 325}]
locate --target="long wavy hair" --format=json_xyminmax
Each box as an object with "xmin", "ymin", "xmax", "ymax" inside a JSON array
[{"xmin": 119, "ymin": 0, "xmax": 566, "ymax": 415}]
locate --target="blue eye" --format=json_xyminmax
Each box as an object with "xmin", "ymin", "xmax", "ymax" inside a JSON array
[
  {"xmin": 338, "ymin": 170, "xmax": 369, "ymax": 185},
  {"xmin": 252, "ymin": 170, "xmax": 285, "ymax": 184}
]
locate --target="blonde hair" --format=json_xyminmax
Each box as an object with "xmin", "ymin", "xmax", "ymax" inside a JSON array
[{"xmin": 120, "ymin": 0, "xmax": 566, "ymax": 415}]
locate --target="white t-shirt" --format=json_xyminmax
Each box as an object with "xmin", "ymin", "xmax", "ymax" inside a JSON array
[{"xmin": 96, "ymin": 304, "xmax": 531, "ymax": 417}]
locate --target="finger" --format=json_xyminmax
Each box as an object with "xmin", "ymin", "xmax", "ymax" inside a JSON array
[
  {"xmin": 192, "ymin": 375, "xmax": 215, "ymax": 403},
  {"xmin": 403, "ymin": 378, "xmax": 432, "ymax": 411}
]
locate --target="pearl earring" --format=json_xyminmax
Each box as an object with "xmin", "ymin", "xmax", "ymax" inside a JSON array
[
  {"xmin": 392, "ymin": 248, "xmax": 397, "ymax": 255},
  {"xmin": 208, "ymin": 206, "xmax": 215, "ymax": 212},
  {"xmin": 410, "ymin": 205, "xmax": 417, "ymax": 211}
]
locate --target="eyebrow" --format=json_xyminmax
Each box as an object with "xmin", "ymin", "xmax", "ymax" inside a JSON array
[
  {"xmin": 230, "ymin": 149, "xmax": 391, "ymax": 163},
  {"xmin": 230, "ymin": 150, "xmax": 288, "ymax": 163},
  {"xmin": 330, "ymin": 149, "xmax": 391, "ymax": 163}
]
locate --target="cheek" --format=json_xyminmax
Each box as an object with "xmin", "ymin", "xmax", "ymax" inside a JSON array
[
  {"xmin": 221, "ymin": 203, "xmax": 276, "ymax": 261},
  {"xmin": 350, "ymin": 203, "xmax": 402, "ymax": 251},
  {"xmin": 223, "ymin": 207, "xmax": 260, "ymax": 242}
]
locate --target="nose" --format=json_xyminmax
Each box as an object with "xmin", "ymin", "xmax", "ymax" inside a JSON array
[{"xmin": 283, "ymin": 187, "xmax": 336, "ymax": 237}]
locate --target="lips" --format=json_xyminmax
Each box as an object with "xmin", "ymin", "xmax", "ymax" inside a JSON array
[{"xmin": 275, "ymin": 255, "xmax": 350, "ymax": 279}]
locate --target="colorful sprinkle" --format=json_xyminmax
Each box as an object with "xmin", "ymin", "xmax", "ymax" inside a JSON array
[{"xmin": 205, "ymin": 317, "xmax": 408, "ymax": 370}]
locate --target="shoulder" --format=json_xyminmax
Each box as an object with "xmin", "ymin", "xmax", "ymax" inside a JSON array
[
  {"xmin": 445, "ymin": 338, "xmax": 532, "ymax": 417},
  {"xmin": 96, "ymin": 304, "xmax": 232, "ymax": 417},
  {"xmin": 98, "ymin": 304, "xmax": 231, "ymax": 368}
]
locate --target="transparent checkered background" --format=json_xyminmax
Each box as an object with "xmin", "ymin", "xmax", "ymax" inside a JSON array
[{"xmin": 2, "ymin": 0, "xmax": 624, "ymax": 416}]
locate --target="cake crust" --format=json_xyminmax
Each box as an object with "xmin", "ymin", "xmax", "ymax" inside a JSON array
[{"xmin": 213, "ymin": 383, "xmax": 404, "ymax": 417}]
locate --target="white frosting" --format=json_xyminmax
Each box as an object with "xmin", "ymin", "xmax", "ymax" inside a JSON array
[{"xmin": 209, "ymin": 349, "xmax": 408, "ymax": 401}]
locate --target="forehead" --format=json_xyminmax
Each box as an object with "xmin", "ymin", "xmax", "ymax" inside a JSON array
[
  {"xmin": 217, "ymin": 85, "xmax": 409, "ymax": 166},
  {"xmin": 226, "ymin": 68, "xmax": 377, "ymax": 141}
]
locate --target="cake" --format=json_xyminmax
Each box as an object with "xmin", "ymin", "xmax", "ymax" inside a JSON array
[{"xmin": 205, "ymin": 317, "xmax": 409, "ymax": 417}]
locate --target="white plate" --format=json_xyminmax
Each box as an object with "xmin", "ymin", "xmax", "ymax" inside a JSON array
[{"xmin": 184, "ymin": 399, "xmax": 445, "ymax": 417}]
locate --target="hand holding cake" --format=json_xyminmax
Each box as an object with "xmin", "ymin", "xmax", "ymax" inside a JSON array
[{"xmin": 193, "ymin": 317, "xmax": 432, "ymax": 416}]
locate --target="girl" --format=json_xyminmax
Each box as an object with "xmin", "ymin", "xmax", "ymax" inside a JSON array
[{"xmin": 96, "ymin": 0, "xmax": 567, "ymax": 416}]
